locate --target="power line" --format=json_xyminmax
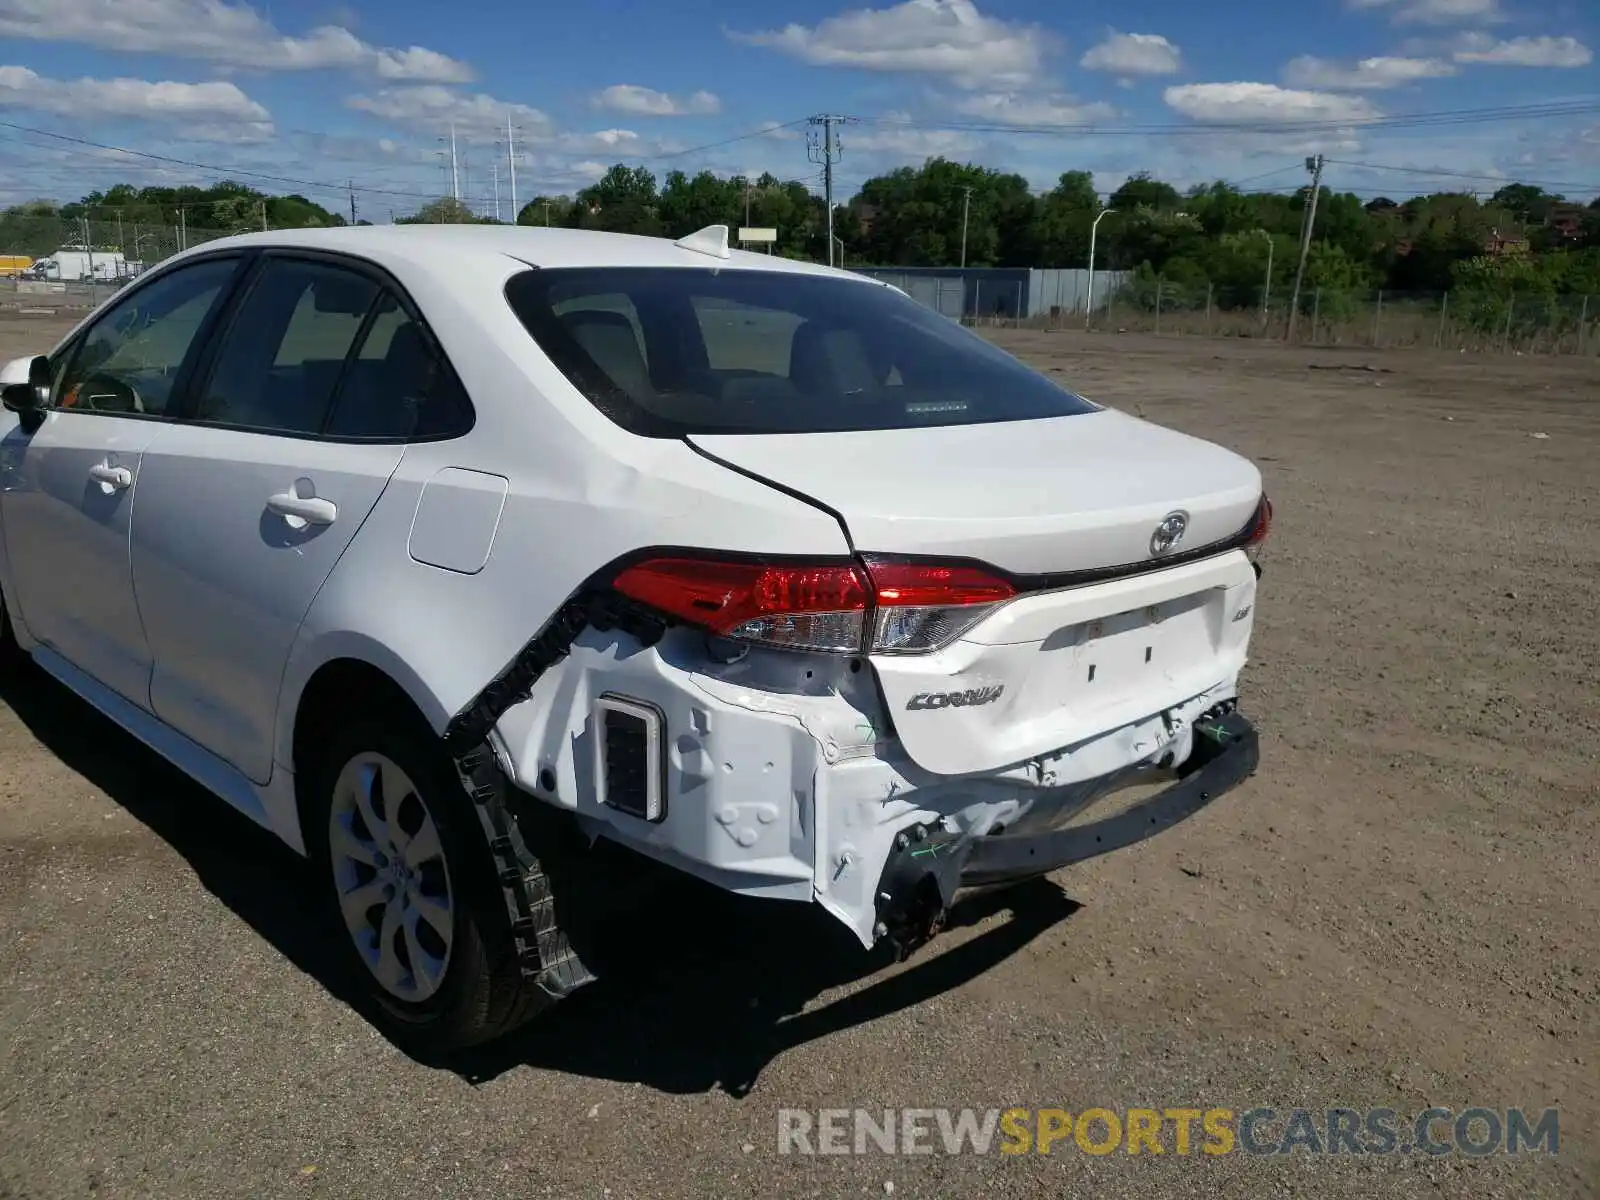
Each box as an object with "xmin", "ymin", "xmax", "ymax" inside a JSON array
[
  {"xmin": 846, "ymin": 98, "xmax": 1600, "ymax": 139},
  {"xmin": 642, "ymin": 118, "xmax": 810, "ymax": 162},
  {"xmin": 0, "ymin": 115, "xmax": 816, "ymax": 205},
  {"xmin": 0, "ymin": 119, "xmax": 442, "ymax": 201},
  {"xmin": 1221, "ymin": 163, "xmax": 1308, "ymax": 188},
  {"xmin": 1324, "ymin": 158, "xmax": 1599, "ymax": 193}
]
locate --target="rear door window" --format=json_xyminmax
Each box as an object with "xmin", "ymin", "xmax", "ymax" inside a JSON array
[{"xmin": 193, "ymin": 259, "xmax": 377, "ymax": 435}]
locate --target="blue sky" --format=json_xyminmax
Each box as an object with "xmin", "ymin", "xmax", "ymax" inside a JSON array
[{"xmin": 1, "ymin": 0, "xmax": 1596, "ymax": 218}]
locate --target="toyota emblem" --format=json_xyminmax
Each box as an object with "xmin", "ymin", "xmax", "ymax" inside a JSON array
[{"xmin": 1150, "ymin": 510, "xmax": 1189, "ymax": 556}]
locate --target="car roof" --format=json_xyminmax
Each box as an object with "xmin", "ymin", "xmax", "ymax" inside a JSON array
[{"xmin": 174, "ymin": 224, "xmax": 862, "ymax": 280}]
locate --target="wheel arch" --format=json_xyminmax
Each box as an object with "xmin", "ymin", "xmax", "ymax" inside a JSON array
[{"xmin": 278, "ymin": 631, "xmax": 453, "ymax": 784}]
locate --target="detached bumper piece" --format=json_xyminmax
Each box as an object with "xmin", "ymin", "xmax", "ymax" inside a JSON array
[{"xmin": 872, "ymin": 707, "xmax": 1260, "ymax": 957}]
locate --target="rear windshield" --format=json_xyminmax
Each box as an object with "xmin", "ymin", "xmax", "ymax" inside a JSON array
[{"xmin": 504, "ymin": 267, "xmax": 1099, "ymax": 437}]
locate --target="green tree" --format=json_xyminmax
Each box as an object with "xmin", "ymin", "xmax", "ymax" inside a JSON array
[{"xmin": 397, "ymin": 197, "xmax": 481, "ymax": 224}]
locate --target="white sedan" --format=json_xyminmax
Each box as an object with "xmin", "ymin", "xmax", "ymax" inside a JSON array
[{"xmin": 0, "ymin": 223, "xmax": 1270, "ymax": 1052}]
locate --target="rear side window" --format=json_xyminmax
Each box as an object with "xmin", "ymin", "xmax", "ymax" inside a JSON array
[
  {"xmin": 504, "ymin": 267, "xmax": 1099, "ymax": 437},
  {"xmin": 324, "ymin": 294, "xmax": 472, "ymax": 440}
]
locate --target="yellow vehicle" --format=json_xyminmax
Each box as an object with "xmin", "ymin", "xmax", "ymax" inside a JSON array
[{"xmin": 0, "ymin": 254, "xmax": 33, "ymax": 278}]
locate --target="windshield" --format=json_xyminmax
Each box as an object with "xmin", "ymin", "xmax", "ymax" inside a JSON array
[{"xmin": 504, "ymin": 267, "xmax": 1099, "ymax": 437}]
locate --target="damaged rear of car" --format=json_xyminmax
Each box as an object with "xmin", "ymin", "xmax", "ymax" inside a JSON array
[{"xmin": 394, "ymin": 254, "xmax": 1271, "ymax": 1040}]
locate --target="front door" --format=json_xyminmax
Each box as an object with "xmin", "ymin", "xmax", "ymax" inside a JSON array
[
  {"xmin": 0, "ymin": 256, "xmax": 240, "ymax": 704},
  {"xmin": 129, "ymin": 256, "xmax": 408, "ymax": 782}
]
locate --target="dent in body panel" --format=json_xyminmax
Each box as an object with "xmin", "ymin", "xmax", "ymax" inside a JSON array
[{"xmin": 408, "ymin": 467, "xmax": 509, "ymax": 575}]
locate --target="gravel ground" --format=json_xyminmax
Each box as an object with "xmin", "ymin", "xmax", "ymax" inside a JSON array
[{"xmin": 1, "ymin": 316, "xmax": 1595, "ymax": 1199}]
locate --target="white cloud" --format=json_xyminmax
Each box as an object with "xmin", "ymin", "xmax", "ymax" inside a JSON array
[
  {"xmin": 0, "ymin": 65, "xmax": 274, "ymax": 137},
  {"xmin": 1164, "ymin": 82, "xmax": 1381, "ymax": 124},
  {"xmin": 727, "ymin": 0, "xmax": 1049, "ymax": 89},
  {"xmin": 1282, "ymin": 54, "xmax": 1457, "ymax": 88},
  {"xmin": 556, "ymin": 128, "xmax": 662, "ymax": 157},
  {"xmin": 1452, "ymin": 35, "xmax": 1592, "ymax": 67},
  {"xmin": 1080, "ymin": 31, "xmax": 1182, "ymax": 77},
  {"xmin": 346, "ymin": 86, "xmax": 554, "ymax": 140},
  {"xmin": 0, "ymin": 0, "xmax": 474, "ymax": 83},
  {"xmin": 590, "ymin": 85, "xmax": 721, "ymax": 116},
  {"xmin": 1346, "ymin": 0, "xmax": 1504, "ymax": 25},
  {"xmin": 952, "ymin": 92, "xmax": 1118, "ymax": 126}
]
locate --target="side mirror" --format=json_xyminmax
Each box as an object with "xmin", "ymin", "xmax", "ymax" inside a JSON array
[{"xmin": 1, "ymin": 356, "xmax": 51, "ymax": 431}]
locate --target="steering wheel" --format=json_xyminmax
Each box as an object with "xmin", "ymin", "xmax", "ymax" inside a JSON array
[{"xmin": 73, "ymin": 372, "xmax": 146, "ymax": 415}]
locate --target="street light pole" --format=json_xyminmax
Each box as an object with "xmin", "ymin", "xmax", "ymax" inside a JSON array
[
  {"xmin": 959, "ymin": 185, "xmax": 972, "ymax": 268},
  {"xmin": 1259, "ymin": 229, "xmax": 1274, "ymax": 324},
  {"xmin": 1084, "ymin": 207, "xmax": 1116, "ymax": 329}
]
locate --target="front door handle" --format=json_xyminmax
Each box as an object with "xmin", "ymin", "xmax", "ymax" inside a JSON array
[
  {"xmin": 89, "ymin": 463, "xmax": 133, "ymax": 490},
  {"xmin": 266, "ymin": 491, "xmax": 337, "ymax": 527}
]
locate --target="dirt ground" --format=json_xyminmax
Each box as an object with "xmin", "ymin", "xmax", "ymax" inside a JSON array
[{"xmin": 0, "ymin": 313, "xmax": 1596, "ymax": 1199}]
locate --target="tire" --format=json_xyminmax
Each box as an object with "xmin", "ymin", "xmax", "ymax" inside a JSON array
[{"xmin": 302, "ymin": 704, "xmax": 555, "ymax": 1055}]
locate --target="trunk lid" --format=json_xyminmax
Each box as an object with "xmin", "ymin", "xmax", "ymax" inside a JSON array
[
  {"xmin": 690, "ymin": 410, "xmax": 1266, "ymax": 775},
  {"xmin": 687, "ymin": 409, "xmax": 1263, "ymax": 576}
]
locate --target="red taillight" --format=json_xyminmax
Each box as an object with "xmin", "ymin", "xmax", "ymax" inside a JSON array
[
  {"xmin": 1242, "ymin": 495, "xmax": 1273, "ymax": 558},
  {"xmin": 611, "ymin": 555, "xmax": 1016, "ymax": 655}
]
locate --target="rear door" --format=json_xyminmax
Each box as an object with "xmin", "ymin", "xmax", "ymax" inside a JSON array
[{"xmin": 129, "ymin": 254, "xmax": 414, "ymax": 783}]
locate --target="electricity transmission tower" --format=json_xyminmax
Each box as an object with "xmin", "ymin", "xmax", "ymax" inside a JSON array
[{"xmin": 807, "ymin": 114, "xmax": 854, "ymax": 268}]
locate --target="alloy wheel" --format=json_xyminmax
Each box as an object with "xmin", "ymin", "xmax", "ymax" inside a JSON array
[{"xmin": 328, "ymin": 752, "xmax": 456, "ymax": 1003}]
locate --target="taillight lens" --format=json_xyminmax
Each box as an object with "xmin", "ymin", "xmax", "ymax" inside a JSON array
[
  {"xmin": 863, "ymin": 558, "xmax": 1016, "ymax": 653},
  {"xmin": 611, "ymin": 558, "xmax": 871, "ymax": 652},
  {"xmin": 611, "ymin": 555, "xmax": 1016, "ymax": 655},
  {"xmin": 1242, "ymin": 495, "xmax": 1273, "ymax": 560}
]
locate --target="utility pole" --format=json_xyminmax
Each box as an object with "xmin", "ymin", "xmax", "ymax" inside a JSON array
[
  {"xmin": 543, "ymin": 199, "xmax": 551, "ymax": 226},
  {"xmin": 179, "ymin": 206, "xmax": 186, "ymax": 251},
  {"xmin": 958, "ymin": 185, "xmax": 973, "ymax": 269},
  {"xmin": 492, "ymin": 161, "xmax": 501, "ymax": 223},
  {"xmin": 260, "ymin": 200, "xmax": 267, "ymax": 232},
  {"xmin": 348, "ymin": 181, "xmax": 357, "ymax": 227},
  {"xmin": 807, "ymin": 114, "xmax": 852, "ymax": 268},
  {"xmin": 1286, "ymin": 153, "xmax": 1324, "ymax": 343},
  {"xmin": 506, "ymin": 112, "xmax": 519, "ymax": 223}
]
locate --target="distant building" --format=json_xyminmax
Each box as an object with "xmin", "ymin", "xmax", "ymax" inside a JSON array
[
  {"xmin": 1547, "ymin": 204, "xmax": 1586, "ymax": 242},
  {"xmin": 1484, "ymin": 228, "xmax": 1529, "ymax": 256},
  {"xmin": 852, "ymin": 265, "xmax": 1131, "ymax": 319}
]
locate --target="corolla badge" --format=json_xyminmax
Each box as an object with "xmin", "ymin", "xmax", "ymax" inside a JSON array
[
  {"xmin": 1150, "ymin": 510, "xmax": 1189, "ymax": 556},
  {"xmin": 906, "ymin": 685, "xmax": 1004, "ymax": 711}
]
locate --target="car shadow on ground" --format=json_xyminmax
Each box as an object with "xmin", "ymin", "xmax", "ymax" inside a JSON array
[{"xmin": 0, "ymin": 658, "xmax": 1081, "ymax": 1098}]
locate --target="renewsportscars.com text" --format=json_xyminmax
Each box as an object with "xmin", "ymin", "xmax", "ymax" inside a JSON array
[{"xmin": 776, "ymin": 1106, "xmax": 1559, "ymax": 1158}]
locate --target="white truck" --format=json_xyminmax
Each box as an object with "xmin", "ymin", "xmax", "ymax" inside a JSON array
[{"xmin": 27, "ymin": 249, "xmax": 129, "ymax": 283}]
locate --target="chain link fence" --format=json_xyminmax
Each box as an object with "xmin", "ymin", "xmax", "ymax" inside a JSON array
[
  {"xmin": 1090, "ymin": 278, "xmax": 1598, "ymax": 356},
  {"xmin": 1, "ymin": 214, "xmax": 289, "ymax": 311},
  {"xmin": 6, "ymin": 212, "xmax": 1597, "ymax": 358}
]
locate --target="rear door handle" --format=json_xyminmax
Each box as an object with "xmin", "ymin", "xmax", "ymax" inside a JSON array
[
  {"xmin": 266, "ymin": 491, "xmax": 337, "ymax": 527},
  {"xmin": 89, "ymin": 463, "xmax": 133, "ymax": 490}
]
